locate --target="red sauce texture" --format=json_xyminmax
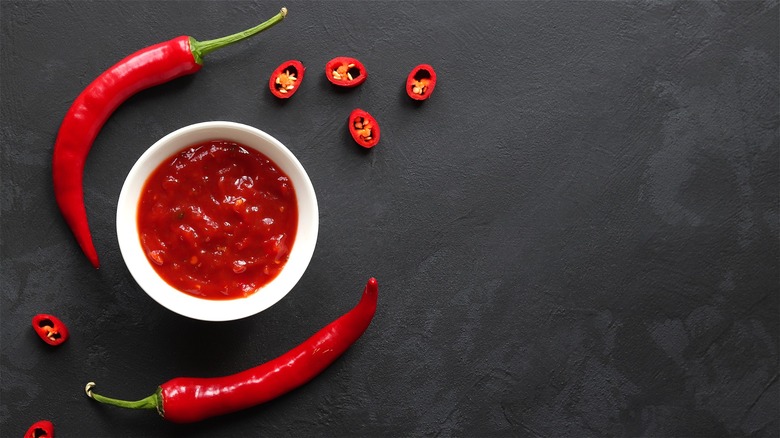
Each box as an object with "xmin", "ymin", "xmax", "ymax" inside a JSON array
[{"xmin": 137, "ymin": 140, "xmax": 298, "ymax": 299}]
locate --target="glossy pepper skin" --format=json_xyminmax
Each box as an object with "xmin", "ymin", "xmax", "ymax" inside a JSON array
[
  {"xmin": 32, "ymin": 314, "xmax": 69, "ymax": 346},
  {"xmin": 86, "ymin": 278, "xmax": 378, "ymax": 423},
  {"xmin": 269, "ymin": 60, "xmax": 304, "ymax": 98},
  {"xmin": 52, "ymin": 8, "xmax": 287, "ymax": 268},
  {"xmin": 24, "ymin": 420, "xmax": 54, "ymax": 438},
  {"xmin": 325, "ymin": 57, "xmax": 367, "ymax": 87},
  {"xmin": 406, "ymin": 64, "xmax": 436, "ymax": 101}
]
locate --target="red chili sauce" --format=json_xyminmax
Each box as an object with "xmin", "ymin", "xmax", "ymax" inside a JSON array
[{"xmin": 137, "ymin": 140, "xmax": 298, "ymax": 300}]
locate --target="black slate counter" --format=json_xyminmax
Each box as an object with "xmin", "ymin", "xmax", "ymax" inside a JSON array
[{"xmin": 2, "ymin": 1, "xmax": 778, "ymax": 436}]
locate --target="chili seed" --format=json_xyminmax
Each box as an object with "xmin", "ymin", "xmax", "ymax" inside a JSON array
[
  {"xmin": 347, "ymin": 72, "xmax": 353, "ymax": 81},
  {"xmin": 148, "ymin": 250, "xmax": 164, "ymax": 266},
  {"xmin": 44, "ymin": 326, "xmax": 61, "ymax": 340},
  {"xmin": 233, "ymin": 198, "xmax": 245, "ymax": 213},
  {"xmin": 275, "ymin": 70, "xmax": 297, "ymax": 93},
  {"xmin": 42, "ymin": 326, "xmax": 59, "ymax": 339}
]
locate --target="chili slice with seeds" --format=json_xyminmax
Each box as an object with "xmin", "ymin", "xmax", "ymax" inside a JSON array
[
  {"xmin": 32, "ymin": 314, "xmax": 69, "ymax": 346},
  {"xmin": 406, "ymin": 64, "xmax": 437, "ymax": 101},
  {"xmin": 24, "ymin": 420, "xmax": 54, "ymax": 438},
  {"xmin": 325, "ymin": 57, "xmax": 366, "ymax": 87},
  {"xmin": 269, "ymin": 60, "xmax": 304, "ymax": 98},
  {"xmin": 348, "ymin": 109, "xmax": 380, "ymax": 148}
]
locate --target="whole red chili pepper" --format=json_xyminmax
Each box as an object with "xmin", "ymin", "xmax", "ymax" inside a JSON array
[
  {"xmin": 325, "ymin": 57, "xmax": 367, "ymax": 87},
  {"xmin": 52, "ymin": 8, "xmax": 287, "ymax": 268},
  {"xmin": 85, "ymin": 278, "xmax": 378, "ymax": 423},
  {"xmin": 348, "ymin": 109, "xmax": 381, "ymax": 148},
  {"xmin": 269, "ymin": 60, "xmax": 304, "ymax": 98},
  {"xmin": 406, "ymin": 64, "xmax": 437, "ymax": 101},
  {"xmin": 32, "ymin": 314, "xmax": 69, "ymax": 346},
  {"xmin": 24, "ymin": 420, "xmax": 54, "ymax": 438}
]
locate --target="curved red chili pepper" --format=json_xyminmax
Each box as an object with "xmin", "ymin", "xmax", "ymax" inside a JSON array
[
  {"xmin": 325, "ymin": 57, "xmax": 367, "ymax": 87},
  {"xmin": 52, "ymin": 8, "xmax": 288, "ymax": 268},
  {"xmin": 32, "ymin": 314, "xmax": 69, "ymax": 346},
  {"xmin": 406, "ymin": 64, "xmax": 436, "ymax": 101},
  {"xmin": 85, "ymin": 278, "xmax": 379, "ymax": 423},
  {"xmin": 269, "ymin": 60, "xmax": 304, "ymax": 98},
  {"xmin": 24, "ymin": 420, "xmax": 54, "ymax": 438},
  {"xmin": 348, "ymin": 109, "xmax": 380, "ymax": 148}
]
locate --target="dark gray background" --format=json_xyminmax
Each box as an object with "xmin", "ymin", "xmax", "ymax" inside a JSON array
[{"xmin": 2, "ymin": 1, "xmax": 778, "ymax": 437}]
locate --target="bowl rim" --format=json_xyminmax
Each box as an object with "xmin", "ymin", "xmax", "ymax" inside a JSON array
[{"xmin": 116, "ymin": 121, "xmax": 318, "ymax": 321}]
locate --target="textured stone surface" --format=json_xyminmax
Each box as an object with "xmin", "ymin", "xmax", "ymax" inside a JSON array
[{"xmin": 1, "ymin": 1, "xmax": 778, "ymax": 436}]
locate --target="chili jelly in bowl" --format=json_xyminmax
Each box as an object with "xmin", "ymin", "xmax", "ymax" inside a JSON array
[{"xmin": 117, "ymin": 121, "xmax": 318, "ymax": 321}]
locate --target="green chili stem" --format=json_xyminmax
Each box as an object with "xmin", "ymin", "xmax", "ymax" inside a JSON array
[
  {"xmin": 85, "ymin": 382, "xmax": 161, "ymax": 412},
  {"xmin": 189, "ymin": 7, "xmax": 287, "ymax": 64}
]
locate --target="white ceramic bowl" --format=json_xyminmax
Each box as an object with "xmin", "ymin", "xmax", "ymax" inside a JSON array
[{"xmin": 117, "ymin": 121, "xmax": 318, "ymax": 321}]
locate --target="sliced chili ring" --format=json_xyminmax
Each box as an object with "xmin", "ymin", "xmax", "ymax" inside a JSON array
[
  {"xmin": 269, "ymin": 60, "xmax": 304, "ymax": 99},
  {"xmin": 24, "ymin": 420, "xmax": 54, "ymax": 438},
  {"xmin": 406, "ymin": 64, "xmax": 437, "ymax": 101},
  {"xmin": 32, "ymin": 314, "xmax": 69, "ymax": 346},
  {"xmin": 348, "ymin": 109, "xmax": 380, "ymax": 148},
  {"xmin": 326, "ymin": 57, "xmax": 367, "ymax": 87}
]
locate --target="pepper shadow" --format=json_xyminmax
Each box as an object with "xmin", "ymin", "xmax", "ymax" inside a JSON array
[
  {"xmin": 398, "ymin": 80, "xmax": 426, "ymax": 110},
  {"xmin": 319, "ymin": 73, "xmax": 361, "ymax": 95},
  {"xmin": 342, "ymin": 121, "xmax": 374, "ymax": 156},
  {"xmin": 264, "ymin": 88, "xmax": 295, "ymax": 109},
  {"xmin": 154, "ymin": 312, "xmax": 259, "ymax": 377}
]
